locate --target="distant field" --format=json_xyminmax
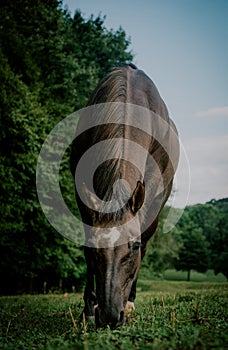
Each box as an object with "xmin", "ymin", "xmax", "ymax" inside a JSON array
[
  {"xmin": 0, "ymin": 281, "xmax": 227, "ymax": 350},
  {"xmin": 163, "ymin": 269, "xmax": 227, "ymax": 282},
  {"xmin": 139, "ymin": 268, "xmax": 227, "ymax": 283}
]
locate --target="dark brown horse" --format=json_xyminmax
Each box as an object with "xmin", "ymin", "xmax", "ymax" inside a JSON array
[{"xmin": 70, "ymin": 64, "xmax": 179, "ymax": 328}]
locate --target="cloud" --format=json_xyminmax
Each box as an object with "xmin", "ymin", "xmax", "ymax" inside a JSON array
[
  {"xmin": 173, "ymin": 135, "xmax": 228, "ymax": 207},
  {"xmin": 196, "ymin": 106, "xmax": 228, "ymax": 117}
]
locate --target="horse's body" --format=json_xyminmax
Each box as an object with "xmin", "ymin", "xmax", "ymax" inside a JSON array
[{"xmin": 70, "ymin": 64, "xmax": 179, "ymax": 328}]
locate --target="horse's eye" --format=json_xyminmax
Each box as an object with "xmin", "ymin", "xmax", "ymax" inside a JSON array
[{"xmin": 132, "ymin": 241, "xmax": 141, "ymax": 252}]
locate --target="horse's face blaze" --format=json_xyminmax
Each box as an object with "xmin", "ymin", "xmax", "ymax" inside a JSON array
[
  {"xmin": 84, "ymin": 183, "xmax": 144, "ymax": 327},
  {"xmin": 91, "ymin": 228, "xmax": 141, "ymax": 328}
]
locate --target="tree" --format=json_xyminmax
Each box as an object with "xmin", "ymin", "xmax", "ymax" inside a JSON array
[
  {"xmin": 209, "ymin": 199, "xmax": 228, "ymax": 280},
  {"xmin": 140, "ymin": 206, "xmax": 181, "ymax": 278},
  {"xmin": 173, "ymin": 210, "xmax": 210, "ymax": 281},
  {"xmin": 0, "ymin": 0, "xmax": 133, "ymax": 294},
  {"xmin": 181, "ymin": 200, "xmax": 228, "ymax": 280}
]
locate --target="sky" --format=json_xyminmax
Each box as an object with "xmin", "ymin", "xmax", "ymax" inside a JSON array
[{"xmin": 63, "ymin": 0, "xmax": 228, "ymax": 208}]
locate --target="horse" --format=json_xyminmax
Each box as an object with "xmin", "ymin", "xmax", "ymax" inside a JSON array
[{"xmin": 70, "ymin": 63, "xmax": 179, "ymax": 328}]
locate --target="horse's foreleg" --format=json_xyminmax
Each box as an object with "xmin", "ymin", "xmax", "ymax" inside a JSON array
[
  {"xmin": 83, "ymin": 248, "xmax": 97, "ymax": 321},
  {"xmin": 125, "ymin": 237, "xmax": 150, "ymax": 312},
  {"xmin": 125, "ymin": 218, "xmax": 159, "ymax": 316},
  {"xmin": 125, "ymin": 280, "xmax": 137, "ymax": 315},
  {"xmin": 83, "ymin": 274, "xmax": 97, "ymax": 320}
]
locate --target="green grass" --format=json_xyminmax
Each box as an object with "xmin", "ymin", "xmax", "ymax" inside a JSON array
[
  {"xmin": 163, "ymin": 269, "xmax": 227, "ymax": 282},
  {"xmin": 139, "ymin": 268, "xmax": 227, "ymax": 283},
  {"xmin": 0, "ymin": 282, "xmax": 228, "ymax": 349}
]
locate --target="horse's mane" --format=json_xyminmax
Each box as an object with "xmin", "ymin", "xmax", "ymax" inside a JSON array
[
  {"xmin": 86, "ymin": 64, "xmax": 132, "ymax": 106},
  {"xmin": 85, "ymin": 65, "xmax": 135, "ymax": 221}
]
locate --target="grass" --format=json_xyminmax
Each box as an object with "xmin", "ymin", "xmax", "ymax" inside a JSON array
[
  {"xmin": 163, "ymin": 269, "xmax": 227, "ymax": 282},
  {"xmin": 0, "ymin": 281, "xmax": 228, "ymax": 349},
  {"xmin": 139, "ymin": 268, "xmax": 227, "ymax": 283}
]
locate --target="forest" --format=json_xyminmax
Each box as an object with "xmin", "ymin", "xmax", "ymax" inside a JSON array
[{"xmin": 0, "ymin": 0, "xmax": 227, "ymax": 295}]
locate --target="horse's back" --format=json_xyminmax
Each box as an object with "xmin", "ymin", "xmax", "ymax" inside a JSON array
[{"xmin": 71, "ymin": 64, "xmax": 179, "ymax": 224}]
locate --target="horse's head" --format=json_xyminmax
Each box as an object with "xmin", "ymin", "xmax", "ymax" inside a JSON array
[{"xmin": 83, "ymin": 180, "xmax": 145, "ymax": 328}]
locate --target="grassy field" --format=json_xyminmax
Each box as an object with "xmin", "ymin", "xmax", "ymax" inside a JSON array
[
  {"xmin": 0, "ymin": 280, "xmax": 227, "ymax": 350},
  {"xmin": 163, "ymin": 269, "xmax": 227, "ymax": 282}
]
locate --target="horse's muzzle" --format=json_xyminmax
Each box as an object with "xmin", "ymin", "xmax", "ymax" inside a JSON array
[{"xmin": 95, "ymin": 307, "xmax": 125, "ymax": 329}]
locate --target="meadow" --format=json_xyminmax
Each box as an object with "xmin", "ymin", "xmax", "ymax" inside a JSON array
[{"xmin": 0, "ymin": 275, "xmax": 227, "ymax": 350}]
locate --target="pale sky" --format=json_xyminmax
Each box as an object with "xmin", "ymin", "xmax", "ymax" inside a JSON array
[{"xmin": 63, "ymin": 0, "xmax": 228, "ymax": 207}]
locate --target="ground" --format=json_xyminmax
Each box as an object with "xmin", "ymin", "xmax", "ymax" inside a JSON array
[{"xmin": 0, "ymin": 277, "xmax": 227, "ymax": 349}]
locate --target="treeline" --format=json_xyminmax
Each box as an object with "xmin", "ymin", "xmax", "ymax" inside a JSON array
[
  {"xmin": 141, "ymin": 198, "xmax": 228, "ymax": 281},
  {"xmin": 0, "ymin": 0, "xmax": 132, "ymax": 295}
]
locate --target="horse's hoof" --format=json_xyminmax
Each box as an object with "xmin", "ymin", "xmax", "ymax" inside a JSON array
[{"xmin": 125, "ymin": 301, "xmax": 135, "ymax": 314}]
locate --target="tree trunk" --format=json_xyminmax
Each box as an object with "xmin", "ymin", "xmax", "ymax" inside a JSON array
[
  {"xmin": 187, "ymin": 270, "xmax": 191, "ymax": 281},
  {"xmin": 29, "ymin": 273, "xmax": 34, "ymax": 293},
  {"xmin": 59, "ymin": 278, "xmax": 63, "ymax": 293}
]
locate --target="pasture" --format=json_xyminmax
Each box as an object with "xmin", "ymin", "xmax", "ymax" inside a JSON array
[{"xmin": 0, "ymin": 280, "xmax": 227, "ymax": 350}]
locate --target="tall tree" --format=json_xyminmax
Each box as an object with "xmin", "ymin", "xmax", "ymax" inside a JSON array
[
  {"xmin": 173, "ymin": 210, "xmax": 210, "ymax": 281},
  {"xmin": 208, "ymin": 199, "xmax": 228, "ymax": 280}
]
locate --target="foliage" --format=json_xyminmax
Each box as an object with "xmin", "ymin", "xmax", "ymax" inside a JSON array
[
  {"xmin": 140, "ymin": 207, "xmax": 181, "ymax": 278},
  {"xmin": 0, "ymin": 0, "xmax": 133, "ymax": 294},
  {"xmin": 172, "ymin": 213, "xmax": 210, "ymax": 281},
  {"xmin": 142, "ymin": 200, "xmax": 228, "ymax": 281},
  {"xmin": 208, "ymin": 199, "xmax": 228, "ymax": 279},
  {"xmin": 173, "ymin": 200, "xmax": 228, "ymax": 280},
  {"xmin": 0, "ymin": 282, "xmax": 227, "ymax": 349}
]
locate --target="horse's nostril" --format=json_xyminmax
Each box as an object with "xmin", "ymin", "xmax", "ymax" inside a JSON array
[
  {"xmin": 95, "ymin": 307, "xmax": 101, "ymax": 328},
  {"xmin": 112, "ymin": 310, "xmax": 125, "ymax": 328},
  {"xmin": 95, "ymin": 308, "xmax": 125, "ymax": 328}
]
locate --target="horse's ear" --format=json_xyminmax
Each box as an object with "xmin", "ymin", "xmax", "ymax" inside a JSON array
[
  {"xmin": 81, "ymin": 183, "xmax": 100, "ymax": 212},
  {"xmin": 129, "ymin": 181, "xmax": 145, "ymax": 214}
]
